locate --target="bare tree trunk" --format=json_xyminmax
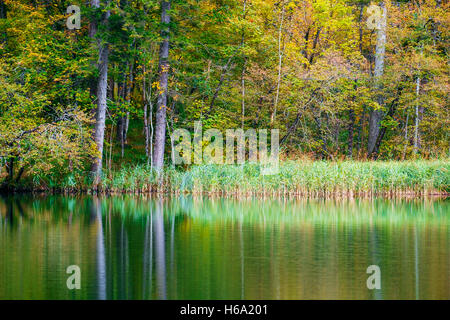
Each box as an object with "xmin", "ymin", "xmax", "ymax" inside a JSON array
[
  {"xmin": 368, "ymin": 1, "xmax": 386, "ymax": 157},
  {"xmin": 143, "ymin": 65, "xmax": 150, "ymax": 166},
  {"xmin": 92, "ymin": 45, "xmax": 110, "ymax": 179},
  {"xmin": 241, "ymin": 0, "xmax": 247, "ymax": 129},
  {"xmin": 89, "ymin": 0, "xmax": 99, "ymax": 38},
  {"xmin": 117, "ymin": 60, "xmax": 134, "ymax": 159},
  {"xmin": 107, "ymin": 78, "xmax": 114, "ymax": 171},
  {"xmin": 241, "ymin": 61, "xmax": 246, "ymax": 129},
  {"xmin": 358, "ymin": 4, "xmax": 364, "ymax": 54},
  {"xmin": 150, "ymin": 99, "xmax": 154, "ymax": 170},
  {"xmin": 413, "ymin": 42, "xmax": 423, "ymax": 155},
  {"xmin": 143, "ymin": 62, "xmax": 155, "ymax": 167},
  {"xmin": 118, "ymin": 75, "xmax": 126, "ymax": 157},
  {"xmin": 271, "ymin": 1, "xmax": 285, "ymax": 124},
  {"xmin": 90, "ymin": 0, "xmax": 110, "ymax": 183},
  {"xmin": 153, "ymin": 0, "xmax": 171, "ymax": 170},
  {"xmin": 124, "ymin": 61, "xmax": 134, "ymax": 142},
  {"xmin": 88, "ymin": 1, "xmax": 99, "ymax": 101},
  {"xmin": 355, "ymin": 4, "xmax": 365, "ymax": 159},
  {"xmin": 413, "ymin": 76, "xmax": 421, "ymax": 154}
]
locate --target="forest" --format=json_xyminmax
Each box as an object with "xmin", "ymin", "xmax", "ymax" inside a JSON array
[{"xmin": 0, "ymin": 0, "xmax": 448, "ymax": 193}]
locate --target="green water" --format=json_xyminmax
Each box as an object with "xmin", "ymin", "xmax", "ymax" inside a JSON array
[{"xmin": 0, "ymin": 195, "xmax": 448, "ymax": 300}]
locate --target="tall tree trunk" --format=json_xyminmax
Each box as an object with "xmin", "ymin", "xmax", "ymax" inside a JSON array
[
  {"xmin": 107, "ymin": 77, "xmax": 114, "ymax": 171},
  {"xmin": 367, "ymin": 1, "xmax": 387, "ymax": 157},
  {"xmin": 241, "ymin": 0, "xmax": 247, "ymax": 129},
  {"xmin": 92, "ymin": 44, "xmax": 110, "ymax": 179},
  {"xmin": 358, "ymin": 4, "xmax": 364, "ymax": 54},
  {"xmin": 124, "ymin": 61, "xmax": 134, "ymax": 143},
  {"xmin": 413, "ymin": 44, "xmax": 423, "ymax": 155},
  {"xmin": 271, "ymin": 1, "xmax": 285, "ymax": 124},
  {"xmin": 241, "ymin": 61, "xmax": 246, "ymax": 129},
  {"xmin": 143, "ymin": 62, "xmax": 155, "ymax": 167},
  {"xmin": 413, "ymin": 76, "xmax": 421, "ymax": 154},
  {"xmin": 153, "ymin": 0, "xmax": 171, "ymax": 170},
  {"xmin": 149, "ymin": 99, "xmax": 154, "ymax": 169},
  {"xmin": 143, "ymin": 65, "xmax": 150, "ymax": 166},
  {"xmin": 117, "ymin": 74, "xmax": 126, "ymax": 158},
  {"xmin": 90, "ymin": 0, "xmax": 111, "ymax": 183},
  {"xmin": 355, "ymin": 4, "xmax": 365, "ymax": 158},
  {"xmin": 88, "ymin": 1, "xmax": 99, "ymax": 102}
]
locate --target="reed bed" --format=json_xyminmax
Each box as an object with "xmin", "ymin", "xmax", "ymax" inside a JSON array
[
  {"xmin": 6, "ymin": 196, "xmax": 448, "ymax": 227},
  {"xmin": 18, "ymin": 159, "xmax": 448, "ymax": 197}
]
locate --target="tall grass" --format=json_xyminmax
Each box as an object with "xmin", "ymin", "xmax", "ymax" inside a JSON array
[
  {"xmin": 7, "ymin": 160, "xmax": 450, "ymax": 196},
  {"xmin": 165, "ymin": 160, "xmax": 449, "ymax": 196}
]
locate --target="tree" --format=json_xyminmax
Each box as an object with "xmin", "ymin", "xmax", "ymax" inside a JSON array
[
  {"xmin": 90, "ymin": 0, "xmax": 111, "ymax": 183},
  {"xmin": 0, "ymin": 0, "xmax": 94, "ymax": 189},
  {"xmin": 152, "ymin": 0, "xmax": 171, "ymax": 170},
  {"xmin": 368, "ymin": 1, "xmax": 387, "ymax": 157}
]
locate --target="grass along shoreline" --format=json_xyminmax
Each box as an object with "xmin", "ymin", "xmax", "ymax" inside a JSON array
[{"xmin": 6, "ymin": 160, "xmax": 449, "ymax": 197}]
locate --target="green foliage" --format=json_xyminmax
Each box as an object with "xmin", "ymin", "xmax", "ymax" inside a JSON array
[
  {"xmin": 0, "ymin": 0, "xmax": 448, "ymax": 190},
  {"xmin": 0, "ymin": 0, "xmax": 94, "ymax": 188}
]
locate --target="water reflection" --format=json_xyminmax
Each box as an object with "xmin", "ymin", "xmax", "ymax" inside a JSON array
[
  {"xmin": 415, "ymin": 226, "xmax": 419, "ymax": 300},
  {"xmin": 142, "ymin": 211, "xmax": 153, "ymax": 298},
  {"xmin": 91, "ymin": 198, "xmax": 107, "ymax": 300},
  {"xmin": 154, "ymin": 199, "xmax": 167, "ymax": 299},
  {"xmin": 0, "ymin": 196, "xmax": 448, "ymax": 300}
]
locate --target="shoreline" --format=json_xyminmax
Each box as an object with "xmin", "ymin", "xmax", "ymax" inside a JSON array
[
  {"xmin": 1, "ymin": 188, "xmax": 448, "ymax": 199},
  {"xmin": 2, "ymin": 160, "xmax": 449, "ymax": 198}
]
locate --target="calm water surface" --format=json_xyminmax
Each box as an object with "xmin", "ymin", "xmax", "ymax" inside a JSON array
[{"xmin": 0, "ymin": 195, "xmax": 448, "ymax": 299}]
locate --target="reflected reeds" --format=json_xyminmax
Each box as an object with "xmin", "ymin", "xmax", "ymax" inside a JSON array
[{"xmin": 0, "ymin": 195, "xmax": 448, "ymax": 299}]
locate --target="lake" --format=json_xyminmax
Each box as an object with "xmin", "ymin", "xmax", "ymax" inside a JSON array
[{"xmin": 0, "ymin": 195, "xmax": 448, "ymax": 299}]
